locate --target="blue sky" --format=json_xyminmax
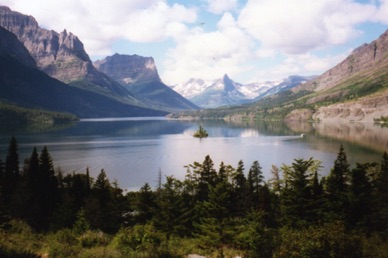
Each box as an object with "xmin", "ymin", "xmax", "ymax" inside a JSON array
[{"xmin": 2, "ymin": 0, "xmax": 388, "ymax": 85}]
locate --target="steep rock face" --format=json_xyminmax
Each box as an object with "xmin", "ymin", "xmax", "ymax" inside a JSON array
[
  {"xmin": 0, "ymin": 6, "xmax": 133, "ymax": 100},
  {"xmin": 295, "ymin": 29, "xmax": 388, "ymax": 93},
  {"xmin": 0, "ymin": 25, "xmax": 166, "ymax": 118},
  {"xmin": 94, "ymin": 54, "xmax": 160, "ymax": 85},
  {"xmin": 94, "ymin": 54, "xmax": 198, "ymax": 111}
]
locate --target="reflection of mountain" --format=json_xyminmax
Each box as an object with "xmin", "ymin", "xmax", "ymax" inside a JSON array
[{"xmin": 286, "ymin": 121, "xmax": 388, "ymax": 153}]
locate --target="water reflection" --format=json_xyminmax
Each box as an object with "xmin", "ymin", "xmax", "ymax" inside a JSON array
[
  {"xmin": 285, "ymin": 120, "xmax": 388, "ymax": 153},
  {"xmin": 0, "ymin": 118, "xmax": 387, "ymax": 190}
]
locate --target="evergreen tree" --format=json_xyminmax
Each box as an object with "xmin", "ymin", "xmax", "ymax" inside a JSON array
[
  {"xmin": 188, "ymin": 155, "xmax": 218, "ymax": 202},
  {"xmin": 348, "ymin": 163, "xmax": 374, "ymax": 229},
  {"xmin": 155, "ymin": 176, "xmax": 185, "ymax": 239},
  {"xmin": 281, "ymin": 158, "xmax": 315, "ymax": 227},
  {"xmin": 195, "ymin": 181, "xmax": 234, "ymax": 257},
  {"xmin": 325, "ymin": 145, "xmax": 351, "ymax": 221},
  {"xmin": 373, "ymin": 152, "xmax": 388, "ymax": 236},
  {"xmin": 3, "ymin": 137, "xmax": 19, "ymax": 207},
  {"xmin": 247, "ymin": 160, "xmax": 264, "ymax": 210},
  {"xmin": 232, "ymin": 160, "xmax": 247, "ymax": 216},
  {"xmin": 136, "ymin": 182, "xmax": 157, "ymax": 224},
  {"xmin": 86, "ymin": 169, "xmax": 123, "ymax": 232}
]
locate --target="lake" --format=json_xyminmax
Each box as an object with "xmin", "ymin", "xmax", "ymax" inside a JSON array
[{"xmin": 0, "ymin": 117, "xmax": 386, "ymax": 191}]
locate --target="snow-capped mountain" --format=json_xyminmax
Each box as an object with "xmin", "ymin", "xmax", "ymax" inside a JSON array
[{"xmin": 171, "ymin": 75, "xmax": 314, "ymax": 108}]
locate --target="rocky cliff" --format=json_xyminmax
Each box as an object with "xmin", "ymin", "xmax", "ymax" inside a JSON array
[
  {"xmin": 94, "ymin": 54, "xmax": 198, "ymax": 111},
  {"xmin": 283, "ymin": 29, "xmax": 388, "ymax": 122},
  {"xmin": 294, "ymin": 30, "xmax": 388, "ymax": 94},
  {"xmin": 0, "ymin": 6, "xmax": 135, "ymax": 101},
  {"xmin": 94, "ymin": 54, "xmax": 160, "ymax": 85},
  {"xmin": 0, "ymin": 25, "xmax": 166, "ymax": 118}
]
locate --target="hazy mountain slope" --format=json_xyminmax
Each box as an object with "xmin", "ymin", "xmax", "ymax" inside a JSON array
[
  {"xmin": 0, "ymin": 26, "xmax": 166, "ymax": 118},
  {"xmin": 94, "ymin": 54, "xmax": 198, "ymax": 111}
]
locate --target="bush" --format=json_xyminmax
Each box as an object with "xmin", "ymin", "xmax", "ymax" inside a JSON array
[
  {"xmin": 79, "ymin": 230, "xmax": 110, "ymax": 248},
  {"xmin": 112, "ymin": 224, "xmax": 162, "ymax": 255}
]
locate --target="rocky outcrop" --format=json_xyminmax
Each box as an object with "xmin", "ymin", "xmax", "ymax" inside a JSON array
[
  {"xmin": 294, "ymin": 29, "xmax": 388, "ymax": 93},
  {"xmin": 312, "ymin": 91, "xmax": 388, "ymax": 122},
  {"xmin": 284, "ymin": 109, "xmax": 314, "ymax": 121},
  {"xmin": 0, "ymin": 6, "xmax": 133, "ymax": 100},
  {"xmin": 94, "ymin": 54, "xmax": 198, "ymax": 111},
  {"xmin": 94, "ymin": 54, "xmax": 160, "ymax": 85},
  {"xmin": 0, "ymin": 23, "xmax": 166, "ymax": 118}
]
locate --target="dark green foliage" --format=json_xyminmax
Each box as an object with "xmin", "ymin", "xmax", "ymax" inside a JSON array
[
  {"xmin": 136, "ymin": 183, "xmax": 157, "ymax": 224},
  {"xmin": 281, "ymin": 158, "xmax": 317, "ymax": 227},
  {"xmin": 154, "ymin": 176, "xmax": 185, "ymax": 239},
  {"xmin": 348, "ymin": 163, "xmax": 374, "ymax": 229},
  {"xmin": 324, "ymin": 145, "xmax": 351, "ymax": 221},
  {"xmin": 247, "ymin": 160, "xmax": 264, "ymax": 210},
  {"xmin": 0, "ymin": 137, "xmax": 387, "ymax": 257},
  {"xmin": 3, "ymin": 137, "xmax": 19, "ymax": 207},
  {"xmin": 195, "ymin": 181, "xmax": 234, "ymax": 257}
]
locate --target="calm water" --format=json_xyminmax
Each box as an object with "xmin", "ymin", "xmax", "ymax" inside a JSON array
[{"xmin": 0, "ymin": 118, "xmax": 386, "ymax": 191}]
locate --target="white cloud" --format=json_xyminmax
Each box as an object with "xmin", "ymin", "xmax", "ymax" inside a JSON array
[
  {"xmin": 375, "ymin": 0, "xmax": 388, "ymax": 23},
  {"xmin": 205, "ymin": 0, "xmax": 238, "ymax": 14},
  {"xmin": 238, "ymin": 0, "xmax": 378, "ymax": 54},
  {"xmin": 249, "ymin": 52, "xmax": 348, "ymax": 82},
  {"xmin": 161, "ymin": 13, "xmax": 255, "ymax": 84},
  {"xmin": 2, "ymin": 0, "xmax": 197, "ymax": 56}
]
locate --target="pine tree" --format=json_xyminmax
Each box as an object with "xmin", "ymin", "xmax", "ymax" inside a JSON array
[
  {"xmin": 136, "ymin": 182, "xmax": 157, "ymax": 224},
  {"xmin": 232, "ymin": 160, "xmax": 247, "ymax": 216},
  {"xmin": 348, "ymin": 163, "xmax": 373, "ymax": 229},
  {"xmin": 325, "ymin": 145, "xmax": 350, "ymax": 221},
  {"xmin": 373, "ymin": 152, "xmax": 388, "ymax": 236},
  {"xmin": 155, "ymin": 176, "xmax": 185, "ymax": 239},
  {"xmin": 3, "ymin": 137, "xmax": 20, "ymax": 206},
  {"xmin": 195, "ymin": 181, "xmax": 234, "ymax": 257},
  {"xmin": 281, "ymin": 158, "xmax": 315, "ymax": 227},
  {"xmin": 247, "ymin": 160, "xmax": 264, "ymax": 210}
]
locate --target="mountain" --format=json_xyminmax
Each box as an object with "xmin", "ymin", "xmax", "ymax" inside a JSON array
[
  {"xmin": 212, "ymin": 29, "xmax": 388, "ymax": 122},
  {"xmin": 285, "ymin": 29, "xmax": 388, "ymax": 122},
  {"xmin": 171, "ymin": 74, "xmax": 312, "ymax": 108},
  {"xmin": 94, "ymin": 54, "xmax": 198, "ymax": 112},
  {"xmin": 0, "ymin": 26, "xmax": 166, "ymax": 118},
  {"xmin": 254, "ymin": 75, "xmax": 314, "ymax": 100},
  {"xmin": 0, "ymin": 6, "xmax": 143, "ymax": 106}
]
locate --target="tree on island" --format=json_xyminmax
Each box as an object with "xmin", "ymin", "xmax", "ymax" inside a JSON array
[{"xmin": 193, "ymin": 125, "xmax": 209, "ymax": 138}]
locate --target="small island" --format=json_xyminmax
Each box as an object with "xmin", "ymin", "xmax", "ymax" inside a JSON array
[{"xmin": 193, "ymin": 125, "xmax": 209, "ymax": 138}]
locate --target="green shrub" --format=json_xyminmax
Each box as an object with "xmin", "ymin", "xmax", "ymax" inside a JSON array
[{"xmin": 79, "ymin": 230, "xmax": 110, "ymax": 248}]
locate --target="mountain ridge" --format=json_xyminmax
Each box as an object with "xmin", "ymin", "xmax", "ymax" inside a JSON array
[
  {"xmin": 94, "ymin": 54, "xmax": 199, "ymax": 111},
  {"xmin": 0, "ymin": 25, "xmax": 166, "ymax": 118},
  {"xmin": 171, "ymin": 74, "xmax": 312, "ymax": 108}
]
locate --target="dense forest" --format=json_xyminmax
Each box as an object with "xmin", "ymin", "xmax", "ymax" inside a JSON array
[{"xmin": 0, "ymin": 137, "xmax": 387, "ymax": 257}]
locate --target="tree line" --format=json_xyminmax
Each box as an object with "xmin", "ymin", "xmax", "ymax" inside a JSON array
[{"xmin": 0, "ymin": 136, "xmax": 387, "ymax": 257}]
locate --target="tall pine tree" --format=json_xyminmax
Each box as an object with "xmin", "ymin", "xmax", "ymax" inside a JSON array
[{"xmin": 325, "ymin": 145, "xmax": 350, "ymax": 221}]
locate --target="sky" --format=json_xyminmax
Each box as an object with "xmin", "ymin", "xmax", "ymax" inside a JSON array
[{"xmin": 2, "ymin": 0, "xmax": 388, "ymax": 85}]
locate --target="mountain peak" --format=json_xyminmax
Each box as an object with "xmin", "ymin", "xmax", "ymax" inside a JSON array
[{"xmin": 94, "ymin": 53, "xmax": 160, "ymax": 85}]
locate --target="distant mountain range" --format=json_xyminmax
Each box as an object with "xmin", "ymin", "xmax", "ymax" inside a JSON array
[
  {"xmin": 173, "ymin": 29, "xmax": 388, "ymax": 122},
  {"xmin": 171, "ymin": 74, "xmax": 313, "ymax": 108}
]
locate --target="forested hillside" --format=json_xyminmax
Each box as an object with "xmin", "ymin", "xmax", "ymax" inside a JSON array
[{"xmin": 0, "ymin": 137, "xmax": 387, "ymax": 257}]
